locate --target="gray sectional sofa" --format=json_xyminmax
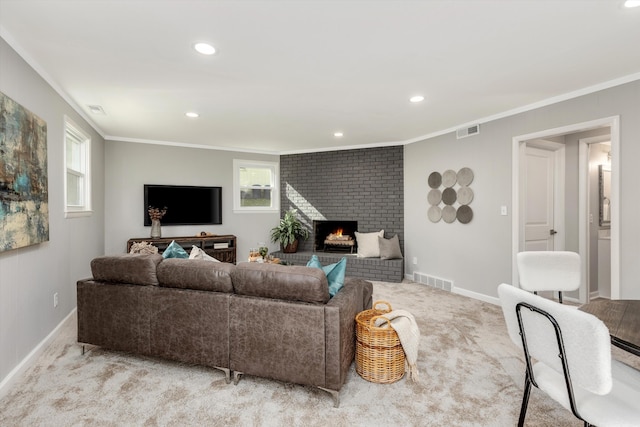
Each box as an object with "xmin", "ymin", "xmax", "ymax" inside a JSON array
[{"xmin": 76, "ymin": 254, "xmax": 373, "ymax": 406}]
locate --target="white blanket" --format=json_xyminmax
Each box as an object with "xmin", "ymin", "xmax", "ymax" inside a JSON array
[{"xmin": 374, "ymin": 309, "xmax": 420, "ymax": 381}]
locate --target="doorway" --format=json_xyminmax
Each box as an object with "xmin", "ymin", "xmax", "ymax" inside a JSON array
[{"xmin": 511, "ymin": 116, "xmax": 620, "ymax": 303}]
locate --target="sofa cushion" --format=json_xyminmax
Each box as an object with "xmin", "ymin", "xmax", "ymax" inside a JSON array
[
  {"xmin": 90, "ymin": 254, "xmax": 163, "ymax": 286},
  {"xmin": 231, "ymin": 262, "xmax": 330, "ymax": 304},
  {"xmin": 157, "ymin": 258, "xmax": 235, "ymax": 292}
]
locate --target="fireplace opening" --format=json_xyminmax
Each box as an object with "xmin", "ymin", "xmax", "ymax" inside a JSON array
[{"xmin": 313, "ymin": 220, "xmax": 358, "ymax": 253}]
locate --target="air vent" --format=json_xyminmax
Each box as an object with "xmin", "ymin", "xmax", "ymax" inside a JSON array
[
  {"xmin": 456, "ymin": 124, "xmax": 480, "ymax": 139},
  {"xmin": 413, "ymin": 272, "xmax": 453, "ymax": 292}
]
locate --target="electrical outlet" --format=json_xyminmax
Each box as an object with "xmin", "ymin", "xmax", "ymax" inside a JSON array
[
  {"xmin": 412, "ymin": 257, "xmax": 417, "ymax": 265},
  {"xmin": 53, "ymin": 292, "xmax": 58, "ymax": 308}
]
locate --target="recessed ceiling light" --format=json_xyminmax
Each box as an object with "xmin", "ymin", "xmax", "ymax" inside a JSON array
[
  {"xmin": 334, "ymin": 132, "xmax": 344, "ymax": 137},
  {"xmin": 194, "ymin": 42, "xmax": 216, "ymax": 55},
  {"xmin": 87, "ymin": 104, "xmax": 106, "ymax": 115},
  {"xmin": 185, "ymin": 112, "xmax": 199, "ymax": 118},
  {"xmin": 624, "ymin": 0, "xmax": 640, "ymax": 7},
  {"xmin": 409, "ymin": 95, "xmax": 425, "ymax": 103}
]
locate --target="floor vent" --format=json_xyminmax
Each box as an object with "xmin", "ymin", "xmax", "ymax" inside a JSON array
[
  {"xmin": 413, "ymin": 272, "xmax": 453, "ymax": 292},
  {"xmin": 456, "ymin": 124, "xmax": 480, "ymax": 139}
]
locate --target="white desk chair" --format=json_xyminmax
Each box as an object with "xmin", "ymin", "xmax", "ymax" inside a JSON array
[
  {"xmin": 516, "ymin": 251, "xmax": 580, "ymax": 303},
  {"xmin": 498, "ymin": 283, "xmax": 640, "ymax": 427}
]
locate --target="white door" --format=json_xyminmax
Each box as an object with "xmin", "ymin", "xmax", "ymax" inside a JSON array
[{"xmin": 524, "ymin": 146, "xmax": 556, "ymax": 251}]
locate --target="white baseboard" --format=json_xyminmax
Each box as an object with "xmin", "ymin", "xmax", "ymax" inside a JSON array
[
  {"xmin": 407, "ymin": 271, "xmax": 500, "ymax": 306},
  {"xmin": 0, "ymin": 308, "xmax": 76, "ymax": 400},
  {"xmin": 452, "ymin": 286, "xmax": 500, "ymax": 306}
]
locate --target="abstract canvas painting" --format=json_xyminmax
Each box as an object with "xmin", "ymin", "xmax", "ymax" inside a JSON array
[{"xmin": 0, "ymin": 91, "xmax": 49, "ymax": 252}]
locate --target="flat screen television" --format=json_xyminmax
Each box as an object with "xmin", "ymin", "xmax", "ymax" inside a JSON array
[{"xmin": 144, "ymin": 184, "xmax": 222, "ymax": 226}]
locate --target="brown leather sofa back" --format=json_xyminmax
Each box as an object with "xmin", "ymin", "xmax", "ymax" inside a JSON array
[
  {"xmin": 91, "ymin": 253, "xmax": 163, "ymax": 286},
  {"xmin": 78, "ymin": 254, "xmax": 373, "ymax": 401},
  {"xmin": 157, "ymin": 258, "xmax": 234, "ymax": 292},
  {"xmin": 231, "ymin": 262, "xmax": 330, "ymax": 304}
]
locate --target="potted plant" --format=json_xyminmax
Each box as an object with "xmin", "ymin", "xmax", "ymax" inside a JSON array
[{"xmin": 270, "ymin": 209, "xmax": 309, "ymax": 253}]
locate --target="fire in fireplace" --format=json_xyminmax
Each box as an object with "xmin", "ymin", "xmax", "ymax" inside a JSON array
[{"xmin": 313, "ymin": 220, "xmax": 358, "ymax": 253}]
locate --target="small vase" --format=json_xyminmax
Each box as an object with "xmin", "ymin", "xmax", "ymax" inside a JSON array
[{"xmin": 150, "ymin": 219, "xmax": 162, "ymax": 239}]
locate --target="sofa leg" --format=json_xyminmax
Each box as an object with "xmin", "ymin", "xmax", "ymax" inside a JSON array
[
  {"xmin": 216, "ymin": 367, "xmax": 231, "ymax": 384},
  {"xmin": 233, "ymin": 371, "xmax": 243, "ymax": 385},
  {"xmin": 318, "ymin": 386, "xmax": 340, "ymax": 408}
]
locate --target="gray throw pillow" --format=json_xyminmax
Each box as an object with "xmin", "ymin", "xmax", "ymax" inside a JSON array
[{"xmin": 379, "ymin": 235, "xmax": 403, "ymax": 260}]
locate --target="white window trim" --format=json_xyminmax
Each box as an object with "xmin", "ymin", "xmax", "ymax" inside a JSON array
[
  {"xmin": 233, "ymin": 159, "xmax": 279, "ymax": 213},
  {"xmin": 64, "ymin": 116, "xmax": 93, "ymax": 218}
]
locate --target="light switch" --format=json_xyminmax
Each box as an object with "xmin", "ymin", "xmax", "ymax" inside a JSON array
[{"xmin": 500, "ymin": 206, "xmax": 508, "ymax": 216}]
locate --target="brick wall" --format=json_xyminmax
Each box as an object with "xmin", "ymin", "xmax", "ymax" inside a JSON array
[{"xmin": 280, "ymin": 146, "xmax": 404, "ymax": 253}]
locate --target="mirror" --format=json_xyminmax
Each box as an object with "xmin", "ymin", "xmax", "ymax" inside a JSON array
[{"xmin": 599, "ymin": 165, "xmax": 611, "ymax": 228}]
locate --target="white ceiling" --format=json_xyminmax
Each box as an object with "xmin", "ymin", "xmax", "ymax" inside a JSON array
[{"xmin": 1, "ymin": 0, "xmax": 639, "ymax": 154}]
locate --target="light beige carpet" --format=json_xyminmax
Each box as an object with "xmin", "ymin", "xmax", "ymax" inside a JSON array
[{"xmin": 2, "ymin": 280, "xmax": 637, "ymax": 426}]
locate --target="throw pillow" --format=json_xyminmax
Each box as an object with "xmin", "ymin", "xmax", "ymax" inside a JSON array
[
  {"xmin": 129, "ymin": 241, "xmax": 159, "ymax": 255},
  {"xmin": 189, "ymin": 245, "xmax": 221, "ymax": 262},
  {"xmin": 354, "ymin": 230, "xmax": 384, "ymax": 258},
  {"xmin": 162, "ymin": 240, "xmax": 189, "ymax": 259},
  {"xmin": 379, "ymin": 234, "xmax": 403, "ymax": 260},
  {"xmin": 306, "ymin": 255, "xmax": 347, "ymax": 297}
]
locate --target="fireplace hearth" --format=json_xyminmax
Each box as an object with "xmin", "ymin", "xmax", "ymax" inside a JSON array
[{"xmin": 313, "ymin": 220, "xmax": 358, "ymax": 253}]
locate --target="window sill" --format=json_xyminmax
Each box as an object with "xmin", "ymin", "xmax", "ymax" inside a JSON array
[
  {"xmin": 233, "ymin": 208, "xmax": 279, "ymax": 214},
  {"xmin": 65, "ymin": 210, "xmax": 93, "ymax": 219}
]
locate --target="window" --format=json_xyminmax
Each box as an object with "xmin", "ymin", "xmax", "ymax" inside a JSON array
[
  {"xmin": 64, "ymin": 117, "xmax": 92, "ymax": 217},
  {"xmin": 233, "ymin": 160, "xmax": 279, "ymax": 212}
]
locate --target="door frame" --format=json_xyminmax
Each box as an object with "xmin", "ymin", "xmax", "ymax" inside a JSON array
[{"xmin": 511, "ymin": 116, "xmax": 620, "ymax": 303}]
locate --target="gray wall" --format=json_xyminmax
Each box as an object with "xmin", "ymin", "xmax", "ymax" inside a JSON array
[
  {"xmin": 0, "ymin": 37, "xmax": 105, "ymax": 387},
  {"xmin": 104, "ymin": 141, "xmax": 280, "ymax": 261},
  {"xmin": 405, "ymin": 80, "xmax": 640, "ymax": 300},
  {"xmin": 280, "ymin": 146, "xmax": 404, "ymax": 252}
]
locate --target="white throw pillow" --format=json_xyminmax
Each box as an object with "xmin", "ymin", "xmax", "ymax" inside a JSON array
[
  {"xmin": 189, "ymin": 245, "xmax": 220, "ymax": 262},
  {"xmin": 355, "ymin": 230, "xmax": 384, "ymax": 258}
]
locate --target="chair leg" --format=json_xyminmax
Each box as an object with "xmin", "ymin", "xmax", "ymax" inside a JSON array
[
  {"xmin": 518, "ymin": 373, "xmax": 533, "ymax": 427},
  {"xmin": 559, "ymin": 291, "xmax": 563, "ymax": 304}
]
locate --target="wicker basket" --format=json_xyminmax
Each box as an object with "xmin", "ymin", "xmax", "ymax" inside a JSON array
[{"xmin": 355, "ymin": 300, "xmax": 405, "ymax": 384}]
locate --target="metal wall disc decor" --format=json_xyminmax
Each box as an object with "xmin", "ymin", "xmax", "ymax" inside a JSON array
[
  {"xmin": 442, "ymin": 169, "xmax": 457, "ymax": 187},
  {"xmin": 427, "ymin": 189, "xmax": 442, "ymax": 205},
  {"xmin": 428, "ymin": 206, "xmax": 442, "ymax": 222},
  {"xmin": 442, "ymin": 187, "xmax": 457, "ymax": 205},
  {"xmin": 457, "ymin": 186, "xmax": 474, "ymax": 205},
  {"xmin": 442, "ymin": 205, "xmax": 457, "ymax": 223},
  {"xmin": 428, "ymin": 172, "xmax": 442, "ymax": 189},
  {"xmin": 457, "ymin": 205, "xmax": 473, "ymax": 224},
  {"xmin": 457, "ymin": 167, "xmax": 474, "ymax": 186},
  {"xmin": 426, "ymin": 167, "xmax": 474, "ymax": 224}
]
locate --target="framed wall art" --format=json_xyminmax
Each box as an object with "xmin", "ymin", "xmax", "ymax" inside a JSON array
[{"xmin": 0, "ymin": 91, "xmax": 49, "ymax": 252}]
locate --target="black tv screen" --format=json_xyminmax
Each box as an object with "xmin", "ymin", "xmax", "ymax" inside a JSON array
[{"xmin": 144, "ymin": 185, "xmax": 222, "ymax": 226}]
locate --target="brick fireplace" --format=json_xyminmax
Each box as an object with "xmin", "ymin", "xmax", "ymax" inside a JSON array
[{"xmin": 275, "ymin": 145, "xmax": 405, "ymax": 282}]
